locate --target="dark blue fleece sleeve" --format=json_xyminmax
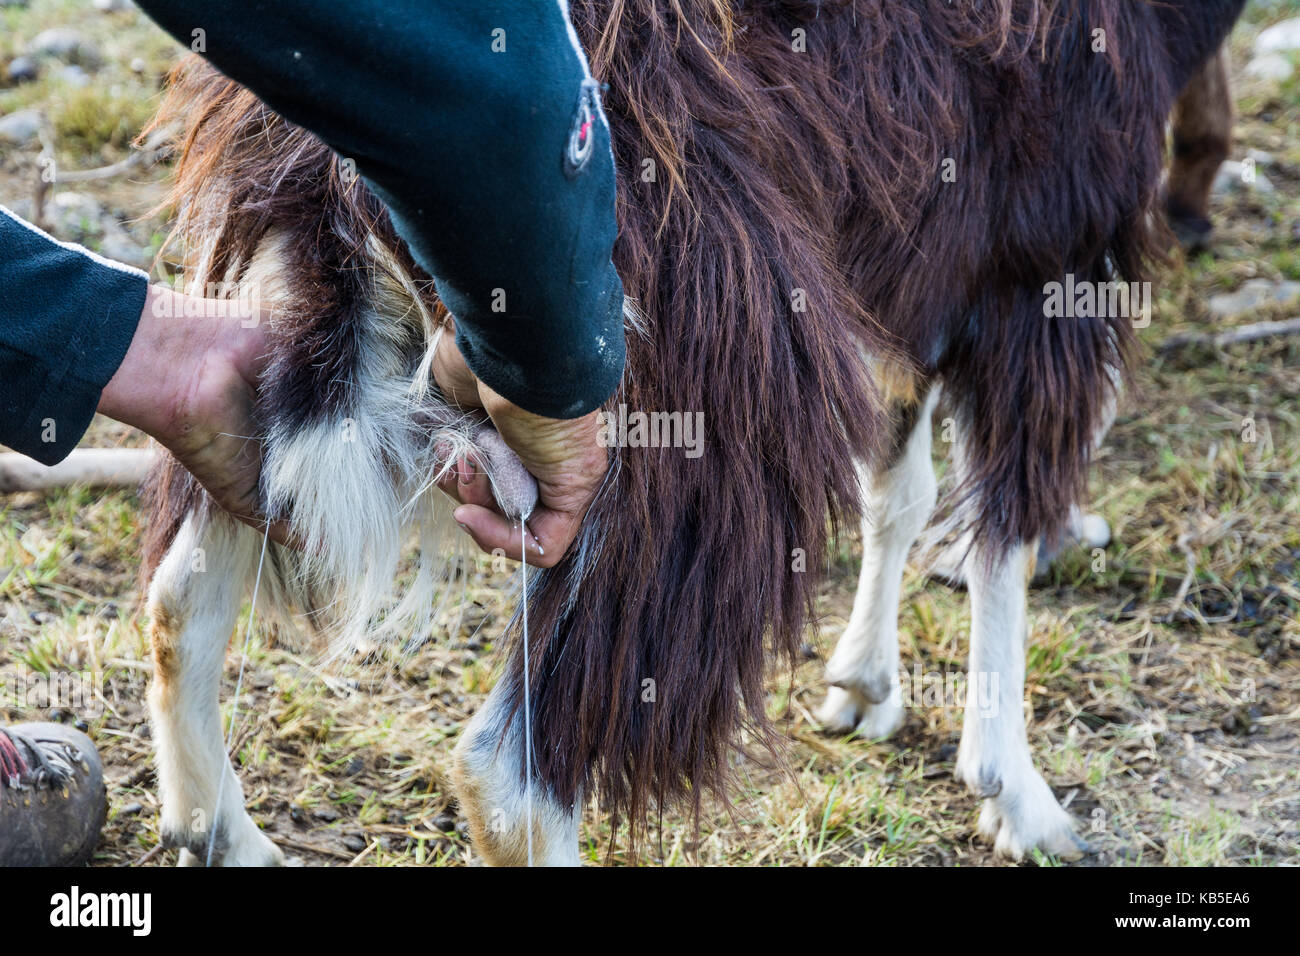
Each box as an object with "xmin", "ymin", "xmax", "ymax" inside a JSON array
[
  {"xmin": 135, "ymin": 0, "xmax": 626, "ymax": 419},
  {"xmin": 0, "ymin": 207, "xmax": 148, "ymax": 465}
]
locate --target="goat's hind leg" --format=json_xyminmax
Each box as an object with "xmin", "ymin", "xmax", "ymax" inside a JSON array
[
  {"xmin": 953, "ymin": 537, "xmax": 1089, "ymax": 861},
  {"xmin": 452, "ymin": 676, "xmax": 578, "ymax": 866},
  {"xmin": 146, "ymin": 511, "xmax": 283, "ymax": 866},
  {"xmin": 818, "ymin": 389, "xmax": 938, "ymax": 739}
]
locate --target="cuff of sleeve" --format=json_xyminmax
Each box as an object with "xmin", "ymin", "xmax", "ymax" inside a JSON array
[
  {"xmin": 450, "ymin": 263, "xmax": 627, "ymax": 420},
  {"xmin": 13, "ymin": 270, "xmax": 147, "ymax": 466}
]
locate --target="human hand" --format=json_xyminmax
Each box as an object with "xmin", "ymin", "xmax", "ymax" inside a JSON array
[
  {"xmin": 98, "ymin": 285, "xmax": 292, "ymax": 545},
  {"xmin": 432, "ymin": 323, "xmax": 607, "ymax": 568}
]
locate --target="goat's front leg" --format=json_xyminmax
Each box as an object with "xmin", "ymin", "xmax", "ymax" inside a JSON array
[
  {"xmin": 146, "ymin": 513, "xmax": 284, "ymax": 866},
  {"xmin": 452, "ymin": 676, "xmax": 579, "ymax": 866},
  {"xmin": 953, "ymin": 541, "xmax": 1089, "ymax": 861},
  {"xmin": 818, "ymin": 390, "xmax": 937, "ymax": 739}
]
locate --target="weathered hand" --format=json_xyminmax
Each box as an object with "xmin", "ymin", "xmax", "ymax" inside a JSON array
[
  {"xmin": 98, "ymin": 286, "xmax": 292, "ymax": 545},
  {"xmin": 432, "ymin": 322, "xmax": 607, "ymax": 568}
]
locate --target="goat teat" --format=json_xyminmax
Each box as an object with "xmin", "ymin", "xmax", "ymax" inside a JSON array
[{"xmin": 472, "ymin": 425, "xmax": 539, "ymax": 522}]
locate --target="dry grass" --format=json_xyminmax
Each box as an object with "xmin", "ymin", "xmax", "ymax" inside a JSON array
[{"xmin": 1, "ymin": 1, "xmax": 1297, "ymax": 866}]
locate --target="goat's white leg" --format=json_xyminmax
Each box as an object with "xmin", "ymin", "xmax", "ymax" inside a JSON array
[
  {"xmin": 146, "ymin": 513, "xmax": 283, "ymax": 867},
  {"xmin": 818, "ymin": 392, "xmax": 938, "ymax": 739},
  {"xmin": 953, "ymin": 540, "xmax": 1089, "ymax": 861},
  {"xmin": 452, "ymin": 677, "xmax": 578, "ymax": 866}
]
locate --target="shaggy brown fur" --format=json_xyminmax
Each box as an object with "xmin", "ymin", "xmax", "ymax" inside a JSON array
[{"xmin": 141, "ymin": 0, "xmax": 1245, "ymax": 848}]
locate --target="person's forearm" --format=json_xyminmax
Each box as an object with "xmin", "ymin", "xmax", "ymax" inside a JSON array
[
  {"xmin": 0, "ymin": 206, "xmax": 147, "ymax": 465},
  {"xmin": 96, "ymin": 287, "xmax": 206, "ymax": 441},
  {"xmin": 97, "ymin": 285, "xmax": 292, "ymax": 544},
  {"xmin": 134, "ymin": 0, "xmax": 626, "ymax": 419}
]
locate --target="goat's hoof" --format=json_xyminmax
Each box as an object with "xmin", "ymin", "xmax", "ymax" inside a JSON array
[
  {"xmin": 816, "ymin": 686, "xmax": 904, "ymax": 740},
  {"xmin": 974, "ymin": 767, "xmax": 1090, "ymax": 862},
  {"xmin": 825, "ymin": 663, "xmax": 894, "ymax": 706},
  {"xmin": 171, "ymin": 820, "xmax": 285, "ymax": 867},
  {"xmin": 816, "ymin": 686, "xmax": 863, "ymax": 735}
]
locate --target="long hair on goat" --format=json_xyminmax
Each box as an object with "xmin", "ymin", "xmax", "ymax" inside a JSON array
[
  {"xmin": 140, "ymin": 68, "xmax": 482, "ymax": 652},
  {"xmin": 141, "ymin": 0, "xmax": 1245, "ymax": 847}
]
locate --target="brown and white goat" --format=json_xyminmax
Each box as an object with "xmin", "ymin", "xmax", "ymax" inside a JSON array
[{"xmin": 138, "ymin": 0, "xmax": 1244, "ymax": 865}]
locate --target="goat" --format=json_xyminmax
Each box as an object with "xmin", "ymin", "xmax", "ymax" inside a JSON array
[{"xmin": 138, "ymin": 0, "xmax": 1245, "ymax": 865}]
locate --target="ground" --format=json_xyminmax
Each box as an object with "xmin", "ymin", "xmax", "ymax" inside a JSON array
[{"xmin": 1, "ymin": 0, "xmax": 1297, "ymax": 866}]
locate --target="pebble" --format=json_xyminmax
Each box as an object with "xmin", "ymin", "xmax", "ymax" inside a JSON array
[
  {"xmin": 1208, "ymin": 278, "xmax": 1300, "ymax": 318},
  {"xmin": 1244, "ymin": 52, "xmax": 1294, "ymax": 83},
  {"xmin": 0, "ymin": 108, "xmax": 42, "ymax": 145},
  {"xmin": 1212, "ymin": 160, "xmax": 1276, "ymax": 198},
  {"xmin": 1246, "ymin": 148, "xmax": 1276, "ymax": 168},
  {"xmin": 120, "ymin": 801, "xmax": 144, "ymax": 816},
  {"xmin": 1255, "ymin": 17, "xmax": 1300, "ymax": 55},
  {"xmin": 26, "ymin": 28, "xmax": 101, "ymax": 68},
  {"xmin": 5, "ymin": 55, "xmax": 38, "ymax": 84},
  {"xmin": 343, "ymin": 834, "xmax": 367, "ymax": 853},
  {"xmin": 57, "ymin": 64, "xmax": 90, "ymax": 88}
]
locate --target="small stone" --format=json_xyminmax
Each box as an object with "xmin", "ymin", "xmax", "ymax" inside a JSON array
[
  {"xmin": 57, "ymin": 65, "xmax": 90, "ymax": 88},
  {"xmin": 342, "ymin": 834, "xmax": 367, "ymax": 853},
  {"xmin": 120, "ymin": 801, "xmax": 144, "ymax": 816},
  {"xmin": 1208, "ymin": 278, "xmax": 1300, "ymax": 318},
  {"xmin": 27, "ymin": 28, "xmax": 101, "ymax": 68},
  {"xmin": 1244, "ymin": 53, "xmax": 1294, "ymax": 82},
  {"xmin": 312, "ymin": 806, "xmax": 340, "ymax": 822},
  {"xmin": 1212, "ymin": 160, "xmax": 1275, "ymax": 198},
  {"xmin": 1255, "ymin": 18, "xmax": 1300, "ymax": 55},
  {"xmin": 1247, "ymin": 148, "xmax": 1277, "ymax": 168},
  {"xmin": 129, "ymin": 57, "xmax": 146, "ymax": 74},
  {"xmin": 0, "ymin": 108, "xmax": 42, "ymax": 145},
  {"xmin": 6, "ymin": 55, "xmax": 38, "ymax": 84}
]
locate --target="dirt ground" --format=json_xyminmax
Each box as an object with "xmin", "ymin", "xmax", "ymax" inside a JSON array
[{"xmin": 1, "ymin": 0, "xmax": 1297, "ymax": 866}]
